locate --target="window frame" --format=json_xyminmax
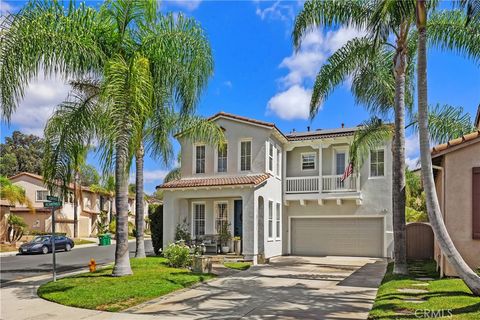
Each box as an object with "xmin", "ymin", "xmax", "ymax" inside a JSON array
[
  {"xmin": 268, "ymin": 142, "xmax": 274, "ymax": 172},
  {"xmin": 215, "ymin": 143, "xmax": 228, "ymax": 173},
  {"xmin": 239, "ymin": 138, "xmax": 252, "ymax": 172},
  {"xmin": 268, "ymin": 200, "xmax": 273, "ymax": 240},
  {"xmin": 191, "ymin": 201, "xmax": 206, "ymax": 238},
  {"xmin": 36, "ymin": 190, "xmax": 49, "ymax": 202},
  {"xmin": 214, "ymin": 201, "xmax": 228, "ymax": 234},
  {"xmin": 193, "ymin": 143, "xmax": 206, "ymax": 174},
  {"xmin": 276, "ymin": 148, "xmax": 282, "ymax": 178},
  {"xmin": 301, "ymin": 152, "xmax": 316, "ymax": 171},
  {"xmin": 275, "ymin": 202, "xmax": 281, "ymax": 240},
  {"xmin": 369, "ymin": 148, "xmax": 386, "ymax": 178}
]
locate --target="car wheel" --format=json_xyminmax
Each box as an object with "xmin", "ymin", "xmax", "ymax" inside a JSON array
[
  {"xmin": 65, "ymin": 243, "xmax": 72, "ymax": 252},
  {"xmin": 42, "ymin": 246, "xmax": 49, "ymax": 254}
]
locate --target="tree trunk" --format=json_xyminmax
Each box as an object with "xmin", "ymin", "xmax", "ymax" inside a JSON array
[
  {"xmin": 73, "ymin": 171, "xmax": 79, "ymax": 239},
  {"xmin": 135, "ymin": 141, "xmax": 146, "ymax": 258},
  {"xmin": 112, "ymin": 142, "xmax": 133, "ymax": 276},
  {"xmin": 416, "ymin": 0, "xmax": 480, "ymax": 295},
  {"xmin": 392, "ymin": 32, "xmax": 408, "ymax": 275}
]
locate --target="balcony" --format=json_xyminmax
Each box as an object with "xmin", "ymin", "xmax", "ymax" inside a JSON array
[{"xmin": 285, "ymin": 175, "xmax": 358, "ymax": 194}]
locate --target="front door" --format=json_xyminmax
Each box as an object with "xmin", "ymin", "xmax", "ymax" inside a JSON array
[{"xmin": 234, "ymin": 200, "xmax": 243, "ymax": 238}]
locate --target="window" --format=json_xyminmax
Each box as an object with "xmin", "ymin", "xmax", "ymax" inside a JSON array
[
  {"xmin": 370, "ymin": 149, "xmax": 385, "ymax": 177},
  {"xmin": 268, "ymin": 142, "xmax": 274, "ymax": 172},
  {"xmin": 276, "ymin": 202, "xmax": 281, "ymax": 239},
  {"xmin": 302, "ymin": 153, "xmax": 316, "ymax": 171},
  {"xmin": 336, "ymin": 152, "xmax": 346, "ymax": 175},
  {"xmin": 240, "ymin": 140, "xmax": 252, "ymax": 171},
  {"xmin": 215, "ymin": 202, "xmax": 228, "ymax": 233},
  {"xmin": 217, "ymin": 145, "xmax": 227, "ymax": 173},
  {"xmin": 268, "ymin": 200, "xmax": 273, "ymax": 239},
  {"xmin": 36, "ymin": 190, "xmax": 49, "ymax": 202},
  {"xmin": 276, "ymin": 149, "xmax": 281, "ymax": 176},
  {"xmin": 195, "ymin": 145, "xmax": 206, "ymax": 174},
  {"xmin": 193, "ymin": 203, "xmax": 205, "ymax": 237}
]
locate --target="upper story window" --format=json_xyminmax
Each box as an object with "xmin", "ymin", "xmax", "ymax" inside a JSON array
[
  {"xmin": 240, "ymin": 140, "xmax": 252, "ymax": 171},
  {"xmin": 195, "ymin": 145, "xmax": 206, "ymax": 174},
  {"xmin": 268, "ymin": 142, "xmax": 274, "ymax": 172},
  {"xmin": 301, "ymin": 153, "xmax": 316, "ymax": 171},
  {"xmin": 370, "ymin": 149, "xmax": 385, "ymax": 177},
  {"xmin": 217, "ymin": 145, "xmax": 227, "ymax": 173},
  {"xmin": 336, "ymin": 152, "xmax": 346, "ymax": 175},
  {"xmin": 276, "ymin": 149, "xmax": 281, "ymax": 176},
  {"xmin": 36, "ymin": 190, "xmax": 49, "ymax": 202}
]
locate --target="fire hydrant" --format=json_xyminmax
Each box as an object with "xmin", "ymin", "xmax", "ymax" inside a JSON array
[{"xmin": 89, "ymin": 258, "xmax": 96, "ymax": 272}]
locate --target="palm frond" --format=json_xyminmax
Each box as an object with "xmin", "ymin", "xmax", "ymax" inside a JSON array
[
  {"xmin": 409, "ymin": 104, "xmax": 475, "ymax": 144},
  {"xmin": 310, "ymin": 37, "xmax": 375, "ymax": 118},
  {"xmin": 163, "ymin": 167, "xmax": 181, "ymax": 183},
  {"xmin": 293, "ymin": 0, "xmax": 373, "ymax": 50},
  {"xmin": 0, "ymin": 0, "xmax": 107, "ymax": 121},
  {"xmin": 458, "ymin": 0, "xmax": 480, "ymax": 25},
  {"xmin": 349, "ymin": 117, "xmax": 393, "ymax": 171}
]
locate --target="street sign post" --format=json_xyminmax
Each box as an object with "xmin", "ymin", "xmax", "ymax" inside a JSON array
[{"xmin": 43, "ymin": 197, "xmax": 62, "ymax": 282}]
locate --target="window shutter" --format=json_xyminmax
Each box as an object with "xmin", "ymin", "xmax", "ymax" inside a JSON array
[{"xmin": 473, "ymin": 167, "xmax": 480, "ymax": 239}]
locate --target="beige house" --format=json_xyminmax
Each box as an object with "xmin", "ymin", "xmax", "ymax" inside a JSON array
[
  {"xmin": 8, "ymin": 172, "xmax": 147, "ymax": 238},
  {"xmin": 159, "ymin": 112, "xmax": 393, "ymax": 263},
  {"xmin": 432, "ymin": 123, "xmax": 480, "ymax": 276}
]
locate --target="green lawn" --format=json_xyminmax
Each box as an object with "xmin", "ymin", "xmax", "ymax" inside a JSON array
[
  {"xmin": 73, "ymin": 239, "xmax": 96, "ymax": 245},
  {"xmin": 224, "ymin": 261, "xmax": 252, "ymax": 271},
  {"xmin": 37, "ymin": 257, "xmax": 214, "ymax": 312},
  {"xmin": 369, "ymin": 261, "xmax": 480, "ymax": 319}
]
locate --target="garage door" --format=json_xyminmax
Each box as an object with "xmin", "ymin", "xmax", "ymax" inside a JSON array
[{"xmin": 291, "ymin": 217, "xmax": 384, "ymax": 257}]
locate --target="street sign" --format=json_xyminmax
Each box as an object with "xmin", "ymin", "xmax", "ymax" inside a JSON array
[
  {"xmin": 44, "ymin": 201, "xmax": 62, "ymax": 208},
  {"xmin": 46, "ymin": 195, "xmax": 59, "ymax": 202}
]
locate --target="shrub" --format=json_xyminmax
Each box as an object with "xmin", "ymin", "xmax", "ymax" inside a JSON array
[
  {"xmin": 7, "ymin": 214, "xmax": 27, "ymax": 243},
  {"xmin": 150, "ymin": 204, "xmax": 163, "ymax": 255},
  {"xmin": 406, "ymin": 206, "xmax": 428, "ymax": 223},
  {"xmin": 163, "ymin": 243, "xmax": 191, "ymax": 268},
  {"xmin": 174, "ymin": 218, "xmax": 191, "ymax": 244}
]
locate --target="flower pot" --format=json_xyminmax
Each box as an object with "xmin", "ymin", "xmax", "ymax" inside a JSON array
[
  {"xmin": 221, "ymin": 246, "xmax": 229, "ymax": 254},
  {"xmin": 234, "ymin": 240, "xmax": 241, "ymax": 255}
]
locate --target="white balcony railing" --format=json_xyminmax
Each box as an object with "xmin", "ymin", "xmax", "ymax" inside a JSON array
[
  {"xmin": 322, "ymin": 175, "xmax": 357, "ymax": 192},
  {"xmin": 285, "ymin": 177, "xmax": 319, "ymax": 193},
  {"xmin": 285, "ymin": 175, "xmax": 358, "ymax": 194}
]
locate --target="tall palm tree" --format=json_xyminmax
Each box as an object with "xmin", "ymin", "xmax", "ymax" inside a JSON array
[
  {"xmin": 0, "ymin": 176, "xmax": 32, "ymax": 208},
  {"xmin": 293, "ymin": 0, "xmax": 479, "ymax": 275},
  {"xmin": 415, "ymin": 0, "xmax": 480, "ymax": 295},
  {"xmin": 1, "ymin": 1, "xmax": 214, "ymax": 276}
]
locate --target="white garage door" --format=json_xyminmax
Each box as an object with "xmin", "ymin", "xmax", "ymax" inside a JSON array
[{"xmin": 291, "ymin": 217, "xmax": 384, "ymax": 257}]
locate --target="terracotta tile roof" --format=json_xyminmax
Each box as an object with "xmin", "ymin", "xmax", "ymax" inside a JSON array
[
  {"xmin": 432, "ymin": 130, "xmax": 480, "ymax": 157},
  {"xmin": 286, "ymin": 127, "xmax": 358, "ymax": 141},
  {"xmin": 158, "ymin": 174, "xmax": 270, "ymax": 189}
]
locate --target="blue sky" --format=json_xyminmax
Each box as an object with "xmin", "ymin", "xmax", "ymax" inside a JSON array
[{"xmin": 1, "ymin": 0, "xmax": 479, "ymax": 194}]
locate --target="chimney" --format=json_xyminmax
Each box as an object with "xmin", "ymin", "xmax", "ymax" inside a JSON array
[
  {"xmin": 292, "ymin": 128, "xmax": 296, "ymax": 133},
  {"xmin": 307, "ymin": 126, "xmax": 310, "ymax": 132},
  {"xmin": 341, "ymin": 123, "xmax": 345, "ymax": 128}
]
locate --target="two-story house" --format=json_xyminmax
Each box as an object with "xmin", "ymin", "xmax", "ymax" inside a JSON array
[
  {"xmin": 9, "ymin": 172, "xmax": 147, "ymax": 238},
  {"xmin": 159, "ymin": 112, "xmax": 393, "ymax": 263}
]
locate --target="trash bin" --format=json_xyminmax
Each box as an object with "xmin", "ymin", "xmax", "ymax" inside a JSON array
[
  {"xmin": 98, "ymin": 234, "xmax": 106, "ymax": 246},
  {"xmin": 105, "ymin": 234, "xmax": 111, "ymax": 245}
]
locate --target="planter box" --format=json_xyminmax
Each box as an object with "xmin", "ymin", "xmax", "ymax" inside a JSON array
[{"xmin": 192, "ymin": 256, "xmax": 212, "ymax": 274}]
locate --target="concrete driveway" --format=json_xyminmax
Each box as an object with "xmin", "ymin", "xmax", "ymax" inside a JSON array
[{"xmin": 129, "ymin": 256, "xmax": 387, "ymax": 319}]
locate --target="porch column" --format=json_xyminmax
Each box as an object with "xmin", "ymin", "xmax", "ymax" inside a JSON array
[
  {"xmin": 162, "ymin": 193, "xmax": 176, "ymax": 249},
  {"xmin": 242, "ymin": 192, "xmax": 257, "ymax": 263}
]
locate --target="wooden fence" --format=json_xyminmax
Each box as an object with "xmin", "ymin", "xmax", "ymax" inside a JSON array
[{"xmin": 406, "ymin": 222, "xmax": 434, "ymax": 260}]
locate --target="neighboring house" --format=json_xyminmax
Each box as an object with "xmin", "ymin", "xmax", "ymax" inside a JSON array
[
  {"xmin": 432, "ymin": 128, "xmax": 480, "ymax": 277},
  {"xmin": 8, "ymin": 172, "xmax": 148, "ymax": 238},
  {"xmin": 158, "ymin": 112, "xmax": 393, "ymax": 263}
]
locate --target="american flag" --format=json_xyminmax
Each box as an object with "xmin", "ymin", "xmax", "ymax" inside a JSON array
[{"xmin": 341, "ymin": 162, "xmax": 353, "ymax": 182}]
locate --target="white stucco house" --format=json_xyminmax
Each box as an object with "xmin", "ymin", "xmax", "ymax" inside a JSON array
[{"xmin": 158, "ymin": 112, "xmax": 393, "ymax": 263}]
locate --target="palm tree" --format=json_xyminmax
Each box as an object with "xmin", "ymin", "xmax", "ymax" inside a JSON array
[
  {"xmin": 1, "ymin": 1, "xmax": 214, "ymax": 276},
  {"xmin": 415, "ymin": 0, "xmax": 480, "ymax": 295},
  {"xmin": 0, "ymin": 176, "xmax": 32, "ymax": 208},
  {"xmin": 293, "ymin": 0, "xmax": 480, "ymax": 275}
]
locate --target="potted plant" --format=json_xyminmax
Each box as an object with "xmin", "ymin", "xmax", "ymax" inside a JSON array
[{"xmin": 218, "ymin": 223, "xmax": 232, "ymax": 254}]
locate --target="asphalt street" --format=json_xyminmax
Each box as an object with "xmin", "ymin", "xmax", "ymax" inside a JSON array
[{"xmin": 0, "ymin": 239, "xmax": 153, "ymax": 285}]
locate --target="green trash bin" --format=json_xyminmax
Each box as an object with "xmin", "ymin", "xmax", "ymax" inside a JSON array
[
  {"xmin": 105, "ymin": 234, "xmax": 111, "ymax": 245},
  {"xmin": 98, "ymin": 234, "xmax": 106, "ymax": 246}
]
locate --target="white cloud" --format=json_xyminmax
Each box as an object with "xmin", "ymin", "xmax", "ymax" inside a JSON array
[
  {"xmin": 267, "ymin": 85, "xmax": 312, "ymax": 120},
  {"xmin": 255, "ymin": 1, "xmax": 294, "ymax": 22},
  {"xmin": 223, "ymin": 80, "xmax": 233, "ymax": 88},
  {"xmin": 166, "ymin": 0, "xmax": 202, "ymax": 11},
  {"xmin": 0, "ymin": 2, "xmax": 16, "ymax": 15},
  {"xmin": 405, "ymin": 133, "xmax": 420, "ymax": 169},
  {"xmin": 267, "ymin": 26, "xmax": 365, "ymax": 119},
  {"xmin": 10, "ymin": 74, "xmax": 70, "ymax": 136},
  {"xmin": 128, "ymin": 169, "xmax": 169, "ymax": 184}
]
